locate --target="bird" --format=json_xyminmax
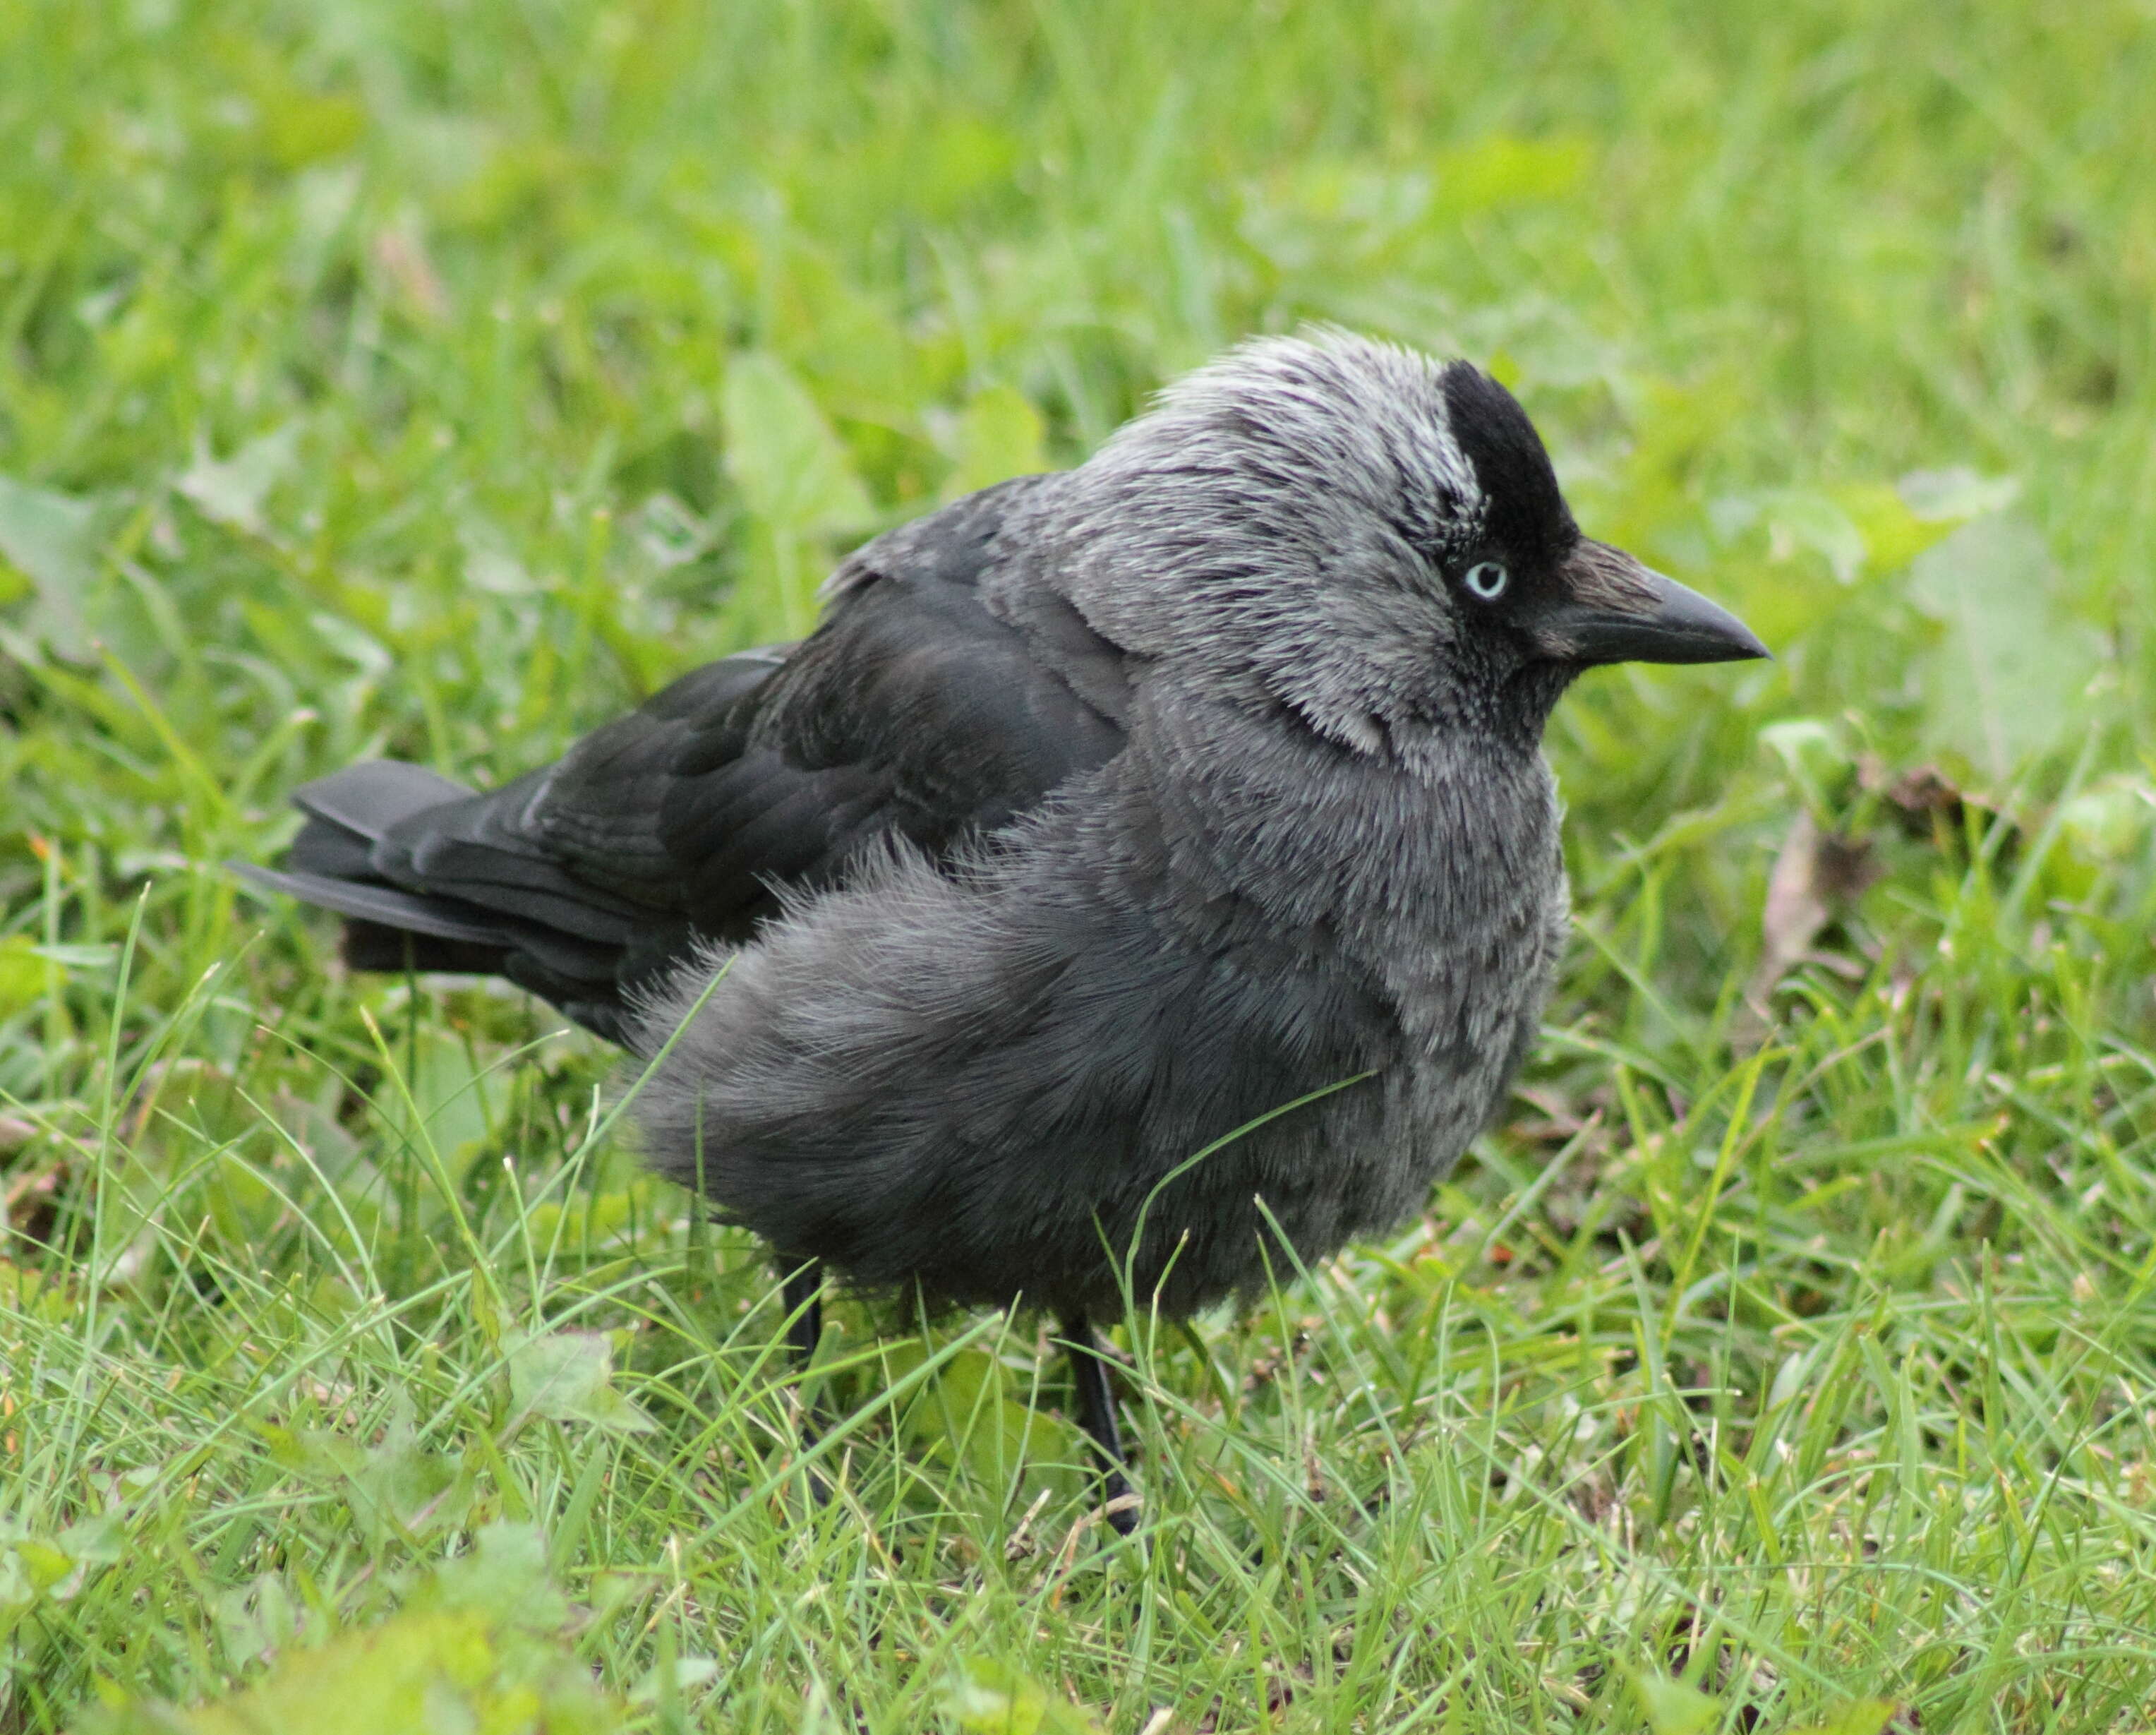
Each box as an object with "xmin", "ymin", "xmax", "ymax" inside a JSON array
[{"xmin": 236, "ymin": 330, "xmax": 1766, "ymax": 1532}]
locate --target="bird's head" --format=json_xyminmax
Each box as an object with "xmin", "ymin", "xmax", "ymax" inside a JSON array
[{"xmin": 1053, "ymin": 331, "xmax": 1766, "ymax": 757}]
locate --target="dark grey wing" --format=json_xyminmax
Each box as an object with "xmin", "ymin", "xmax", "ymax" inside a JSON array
[
  {"xmin": 239, "ymin": 475, "xmax": 1131, "ymax": 1038},
  {"xmin": 656, "ymin": 556, "xmax": 1131, "ymax": 937},
  {"xmin": 517, "ymin": 476, "xmax": 1129, "ymax": 960}
]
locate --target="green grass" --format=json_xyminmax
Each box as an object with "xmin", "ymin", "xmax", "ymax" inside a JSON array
[{"xmin": 4, "ymin": 0, "xmax": 2155, "ymax": 1729}]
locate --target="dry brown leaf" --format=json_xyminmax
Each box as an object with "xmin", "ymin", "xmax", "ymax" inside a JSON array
[{"xmin": 1738, "ymin": 810, "xmax": 1879, "ymax": 1040}]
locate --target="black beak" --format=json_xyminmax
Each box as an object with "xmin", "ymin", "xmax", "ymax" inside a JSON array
[{"xmin": 1531, "ymin": 539, "xmax": 1769, "ymax": 667}]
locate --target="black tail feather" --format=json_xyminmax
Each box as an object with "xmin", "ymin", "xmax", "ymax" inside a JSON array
[
  {"xmin": 231, "ymin": 860, "xmax": 511, "ymax": 947},
  {"xmin": 291, "ymin": 760, "xmax": 475, "ymax": 840},
  {"xmin": 233, "ymin": 760, "xmax": 638, "ymax": 1039}
]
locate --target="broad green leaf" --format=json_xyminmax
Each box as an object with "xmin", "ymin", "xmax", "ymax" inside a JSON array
[
  {"xmin": 2044, "ymin": 774, "xmax": 2155, "ymax": 901},
  {"xmin": 56, "ymin": 1515, "xmax": 127, "ymax": 1566},
  {"xmin": 886, "ymin": 1343, "xmax": 1078, "ymax": 1501},
  {"xmin": 944, "ymin": 385, "xmax": 1047, "ymax": 500},
  {"xmin": 1907, "ymin": 513, "xmax": 2105, "ymax": 784},
  {"xmin": 507, "ymin": 1329, "xmax": 656, "ymax": 1433},
  {"xmin": 0, "ymin": 1549, "xmax": 30, "ymax": 1614},
  {"xmin": 270, "ymin": 1089, "xmax": 366, "ymax": 1188},
  {"xmin": 2057, "ymin": 776, "xmax": 2153, "ymax": 864},
  {"xmin": 177, "ymin": 424, "xmax": 303, "ymax": 536},
  {"xmin": 261, "ymin": 1399, "xmax": 474, "ymax": 1544},
  {"xmin": 721, "ymin": 352, "xmax": 872, "ymax": 535},
  {"xmin": 1759, "ymin": 717, "xmax": 1852, "ymax": 817},
  {"xmin": 1831, "ymin": 481, "xmax": 1956, "ymax": 575},
  {"xmin": 416, "ymin": 1523, "xmax": 567, "ymax": 1631},
  {"xmin": 11, "ymin": 1539, "xmax": 76, "ymax": 1594},
  {"xmin": 78, "ymin": 1604, "xmax": 620, "ymax": 1735},
  {"xmin": 211, "ymin": 1572, "xmax": 301, "ymax": 1674},
  {"xmin": 261, "ymin": 1423, "xmax": 367, "ymax": 1482},
  {"xmin": 1898, "ymin": 467, "xmax": 2021, "ymax": 522},
  {"xmin": 344, "ymin": 1429, "xmax": 474, "ymax": 1544},
  {"xmin": 721, "ymin": 351, "xmax": 876, "ymax": 636},
  {"xmin": 1631, "ymin": 1670, "xmax": 1721, "ymax": 1735},
  {"xmin": 0, "ymin": 1258, "xmax": 73, "ymax": 1324},
  {"xmin": 0, "ymin": 935, "xmax": 55, "ymax": 1019},
  {"xmin": 947, "ymin": 1659, "xmax": 1104, "ymax": 1735},
  {"xmin": 6, "ymin": 1515, "xmax": 128, "ymax": 1605},
  {"xmin": 365, "ymin": 1027, "xmax": 503, "ymax": 1184},
  {"xmin": 0, "ymin": 472, "xmax": 98, "ymax": 657},
  {"xmin": 1760, "ymin": 488, "xmax": 1867, "ymax": 584},
  {"xmin": 1790, "ymin": 1702, "xmax": 1897, "ymax": 1735}
]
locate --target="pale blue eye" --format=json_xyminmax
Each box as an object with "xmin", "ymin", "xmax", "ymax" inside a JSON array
[{"xmin": 1464, "ymin": 560, "xmax": 1509, "ymax": 601}]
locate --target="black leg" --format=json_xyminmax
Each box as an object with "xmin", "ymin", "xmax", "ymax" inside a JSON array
[
  {"xmin": 779, "ymin": 1256, "xmax": 829, "ymax": 1505},
  {"xmin": 782, "ymin": 1258, "xmax": 824, "ymax": 1371},
  {"xmin": 1062, "ymin": 1311, "xmax": 1139, "ymax": 1536}
]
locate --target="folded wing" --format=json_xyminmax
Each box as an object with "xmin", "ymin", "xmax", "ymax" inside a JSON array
[{"xmin": 235, "ymin": 477, "xmax": 1129, "ymax": 1040}]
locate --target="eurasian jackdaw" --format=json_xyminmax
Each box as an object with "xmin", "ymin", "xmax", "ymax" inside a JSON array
[{"xmin": 239, "ymin": 331, "xmax": 1766, "ymax": 1530}]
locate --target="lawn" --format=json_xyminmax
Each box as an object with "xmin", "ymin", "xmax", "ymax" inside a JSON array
[{"xmin": 3, "ymin": 1, "xmax": 2155, "ymax": 1729}]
